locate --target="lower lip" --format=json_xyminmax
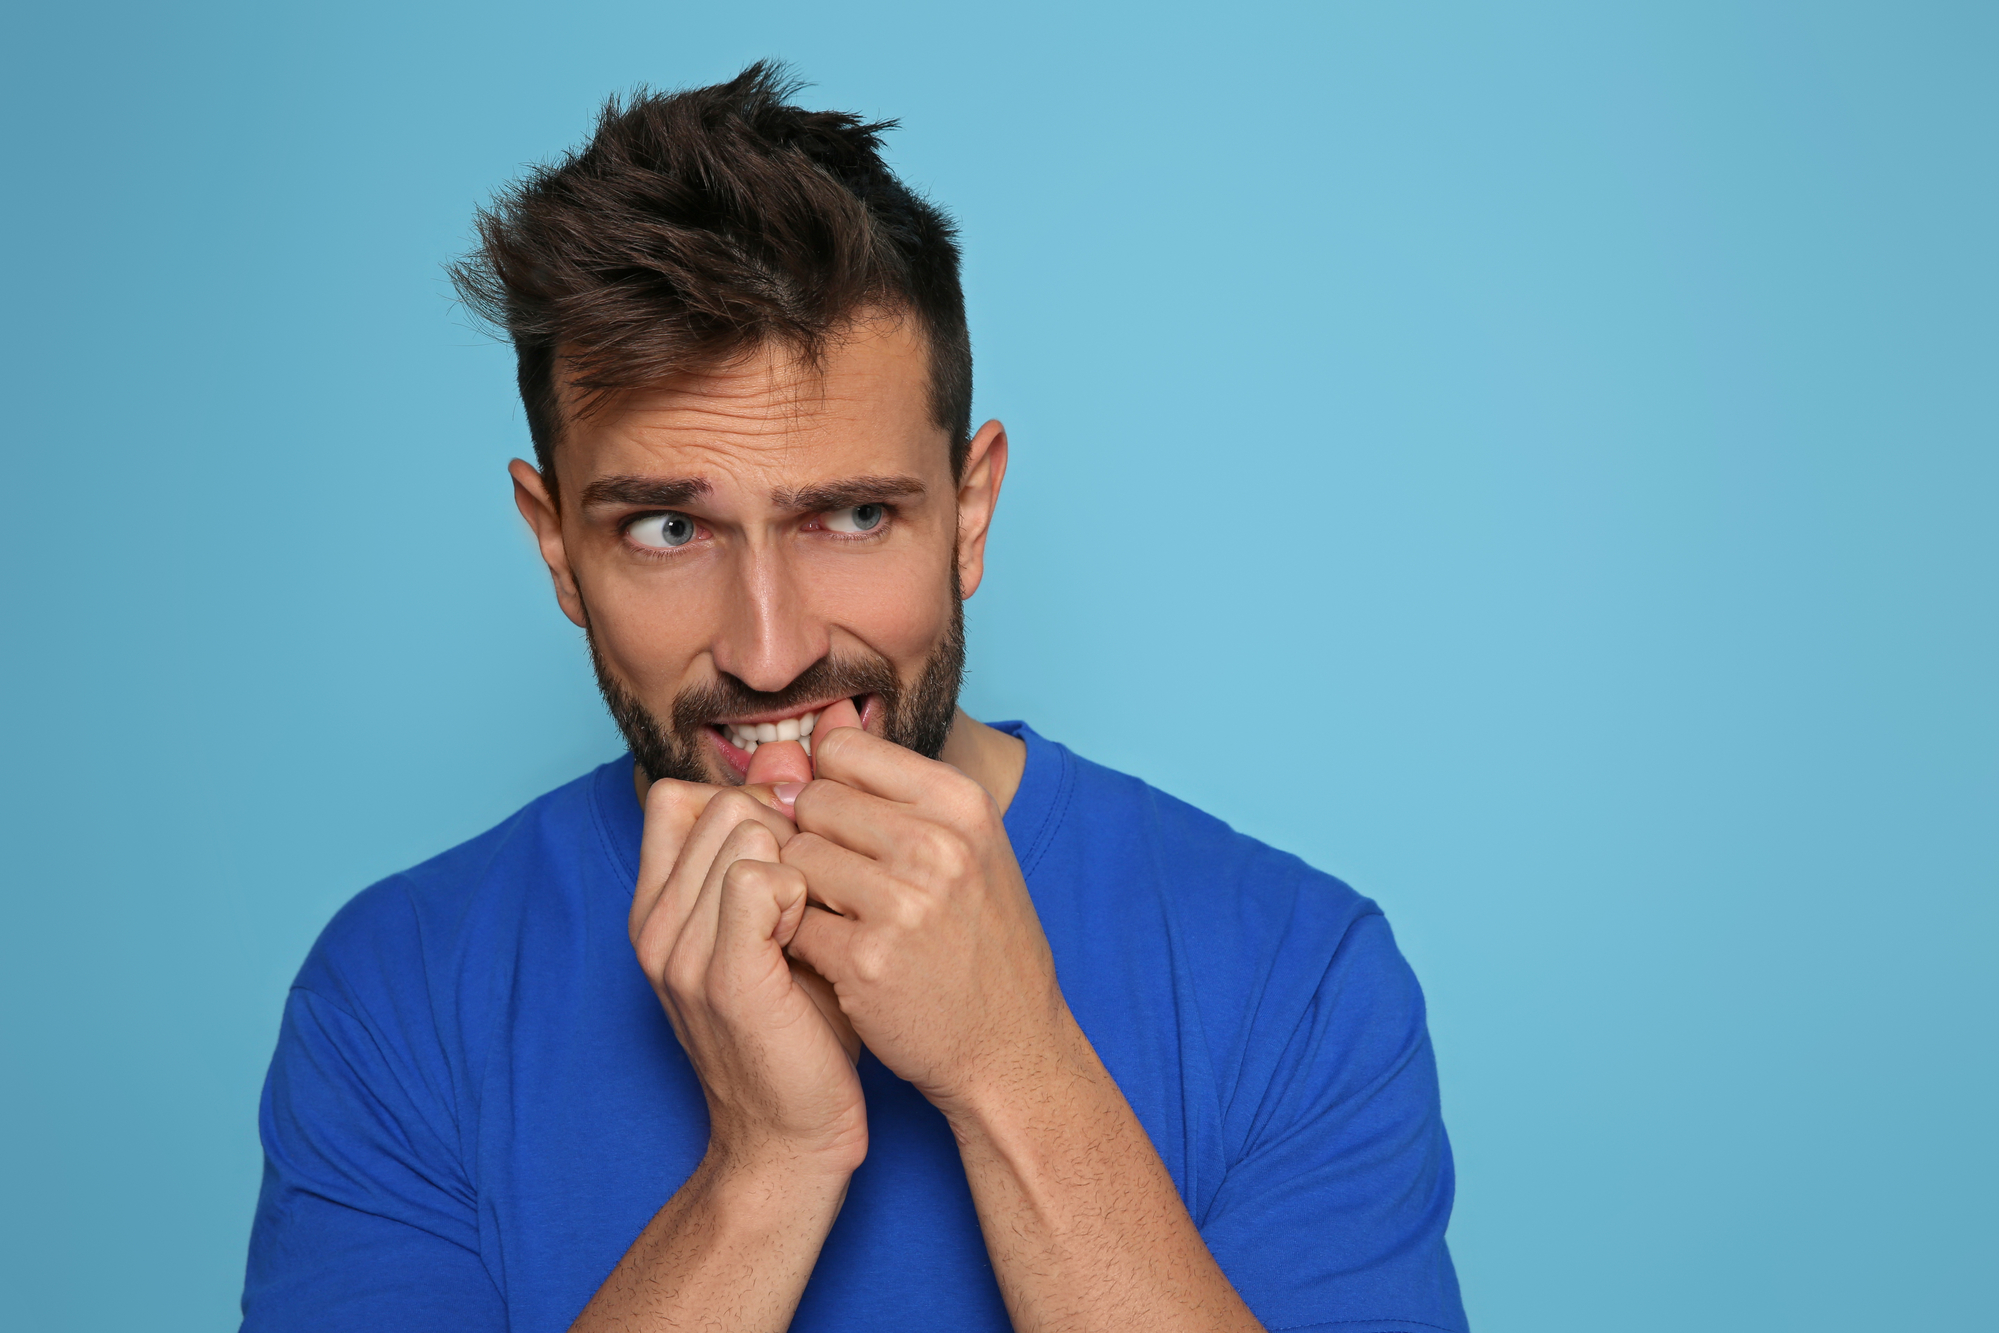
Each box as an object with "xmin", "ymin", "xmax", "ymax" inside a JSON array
[{"xmin": 710, "ymin": 726, "xmax": 755, "ymax": 777}]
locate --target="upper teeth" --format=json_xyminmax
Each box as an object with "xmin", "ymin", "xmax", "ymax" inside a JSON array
[{"xmin": 723, "ymin": 708, "xmax": 820, "ymax": 757}]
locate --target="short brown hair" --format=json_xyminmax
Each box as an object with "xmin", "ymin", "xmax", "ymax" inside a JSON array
[{"xmin": 450, "ymin": 62, "xmax": 972, "ymax": 483}]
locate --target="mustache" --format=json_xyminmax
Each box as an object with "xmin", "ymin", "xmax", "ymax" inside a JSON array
[{"xmin": 669, "ymin": 654, "xmax": 902, "ymax": 736}]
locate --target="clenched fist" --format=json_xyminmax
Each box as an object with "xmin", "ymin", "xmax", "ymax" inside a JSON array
[
  {"xmin": 632, "ymin": 780, "xmax": 866, "ymax": 1176},
  {"xmin": 780, "ymin": 722, "xmax": 1069, "ymax": 1117}
]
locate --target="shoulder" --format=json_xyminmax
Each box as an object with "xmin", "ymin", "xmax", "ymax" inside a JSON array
[
  {"xmin": 1012, "ymin": 731, "xmax": 1440, "ymax": 1185},
  {"xmin": 1028, "ymin": 734, "xmax": 1385, "ymax": 963},
  {"xmin": 1013, "ymin": 728, "xmax": 1418, "ymax": 1046},
  {"xmin": 291, "ymin": 757, "xmax": 632, "ymax": 1023}
]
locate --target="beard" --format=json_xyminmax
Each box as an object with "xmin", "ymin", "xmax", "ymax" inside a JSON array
[{"xmin": 586, "ymin": 579, "xmax": 967, "ymax": 786}]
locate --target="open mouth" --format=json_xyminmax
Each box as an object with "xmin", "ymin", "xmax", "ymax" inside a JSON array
[{"xmin": 707, "ymin": 694, "xmax": 875, "ymax": 775}]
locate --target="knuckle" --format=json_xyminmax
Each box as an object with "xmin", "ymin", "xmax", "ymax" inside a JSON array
[
  {"xmin": 723, "ymin": 820, "xmax": 777, "ymax": 858},
  {"xmin": 632, "ymin": 916, "xmax": 668, "ymax": 961},
  {"xmin": 919, "ymin": 825, "xmax": 972, "ymax": 877},
  {"xmin": 890, "ymin": 894, "xmax": 928, "ymax": 931},
  {"xmin": 662, "ymin": 945, "xmax": 702, "ymax": 997},
  {"xmin": 852, "ymin": 936, "xmax": 892, "ymax": 984},
  {"xmin": 645, "ymin": 788, "xmax": 706, "ymax": 836},
  {"xmin": 710, "ymin": 790, "xmax": 761, "ymax": 824},
  {"xmin": 716, "ymin": 786, "xmax": 759, "ymax": 809},
  {"xmin": 942, "ymin": 772, "xmax": 989, "ymax": 819}
]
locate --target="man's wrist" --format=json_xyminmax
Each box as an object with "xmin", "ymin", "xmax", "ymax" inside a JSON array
[
  {"xmin": 693, "ymin": 1138, "xmax": 856, "ymax": 1235},
  {"xmin": 934, "ymin": 1009, "xmax": 1111, "ymax": 1150}
]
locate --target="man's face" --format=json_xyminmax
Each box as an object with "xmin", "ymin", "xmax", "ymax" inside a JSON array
[{"xmin": 511, "ymin": 315, "xmax": 1005, "ymax": 785}]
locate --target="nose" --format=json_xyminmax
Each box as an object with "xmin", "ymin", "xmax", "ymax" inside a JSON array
[{"xmin": 708, "ymin": 543, "xmax": 827, "ymax": 694}]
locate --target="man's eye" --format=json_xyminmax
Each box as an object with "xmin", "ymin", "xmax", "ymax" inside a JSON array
[
  {"xmin": 628, "ymin": 512, "xmax": 697, "ymax": 549},
  {"xmin": 823, "ymin": 503, "xmax": 886, "ymax": 534}
]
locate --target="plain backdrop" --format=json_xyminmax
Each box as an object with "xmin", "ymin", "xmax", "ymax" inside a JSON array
[{"xmin": 2, "ymin": 2, "xmax": 1992, "ymax": 1329}]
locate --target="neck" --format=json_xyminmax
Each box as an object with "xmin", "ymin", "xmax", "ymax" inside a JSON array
[{"xmin": 939, "ymin": 707, "xmax": 1029, "ymax": 814}]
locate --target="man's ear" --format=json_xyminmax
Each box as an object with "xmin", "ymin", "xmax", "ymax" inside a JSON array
[
  {"xmin": 954, "ymin": 419, "xmax": 1008, "ymax": 600},
  {"xmin": 510, "ymin": 458, "xmax": 589, "ymax": 629}
]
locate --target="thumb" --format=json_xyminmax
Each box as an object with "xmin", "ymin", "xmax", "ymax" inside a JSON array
[
  {"xmin": 746, "ymin": 738, "xmax": 812, "ymax": 786},
  {"xmin": 812, "ymin": 698, "xmax": 863, "ymax": 777}
]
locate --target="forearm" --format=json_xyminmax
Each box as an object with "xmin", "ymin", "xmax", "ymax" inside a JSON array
[
  {"xmin": 946, "ymin": 1016, "xmax": 1263, "ymax": 1333},
  {"xmin": 569, "ymin": 1149, "xmax": 848, "ymax": 1333}
]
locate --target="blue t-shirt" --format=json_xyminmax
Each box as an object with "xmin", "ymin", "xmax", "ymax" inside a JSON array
[{"xmin": 243, "ymin": 723, "xmax": 1466, "ymax": 1332}]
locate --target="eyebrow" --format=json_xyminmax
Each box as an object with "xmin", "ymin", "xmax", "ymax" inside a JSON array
[
  {"xmin": 770, "ymin": 474, "xmax": 927, "ymax": 512},
  {"xmin": 576, "ymin": 472, "xmax": 927, "ymax": 513},
  {"xmin": 579, "ymin": 475, "xmax": 711, "ymax": 508}
]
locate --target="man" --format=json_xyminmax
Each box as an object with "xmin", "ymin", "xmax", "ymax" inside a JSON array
[{"xmin": 242, "ymin": 64, "xmax": 1467, "ymax": 1333}]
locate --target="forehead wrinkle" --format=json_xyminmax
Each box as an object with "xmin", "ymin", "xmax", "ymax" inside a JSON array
[
  {"xmin": 601, "ymin": 326, "xmax": 915, "ymax": 433},
  {"xmin": 634, "ymin": 406, "xmax": 813, "ymax": 445},
  {"xmin": 556, "ymin": 342, "xmax": 824, "ymax": 443},
  {"xmin": 613, "ymin": 379, "xmax": 881, "ymax": 451},
  {"xmin": 661, "ymin": 342, "xmax": 832, "ymax": 416},
  {"xmin": 556, "ymin": 316, "xmax": 941, "ymax": 485},
  {"xmin": 615, "ymin": 386, "xmax": 901, "ymax": 467},
  {"xmin": 621, "ymin": 433, "xmax": 823, "ymax": 486}
]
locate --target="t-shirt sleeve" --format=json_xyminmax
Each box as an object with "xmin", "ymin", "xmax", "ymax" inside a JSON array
[
  {"xmin": 241, "ymin": 985, "xmax": 505, "ymax": 1332},
  {"xmin": 1197, "ymin": 911, "xmax": 1466, "ymax": 1333}
]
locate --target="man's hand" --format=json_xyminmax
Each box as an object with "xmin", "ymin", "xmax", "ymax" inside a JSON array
[
  {"xmin": 570, "ymin": 781, "xmax": 869, "ymax": 1333},
  {"xmin": 781, "ymin": 722, "xmax": 1265, "ymax": 1333},
  {"xmin": 781, "ymin": 725, "xmax": 1066, "ymax": 1115},
  {"xmin": 591, "ymin": 725, "xmax": 1260, "ymax": 1333},
  {"xmin": 630, "ymin": 780, "xmax": 866, "ymax": 1171}
]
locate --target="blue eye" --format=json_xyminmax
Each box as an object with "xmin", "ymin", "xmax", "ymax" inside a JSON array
[
  {"xmin": 824, "ymin": 503, "xmax": 886, "ymax": 534},
  {"xmin": 629, "ymin": 512, "xmax": 697, "ymax": 549}
]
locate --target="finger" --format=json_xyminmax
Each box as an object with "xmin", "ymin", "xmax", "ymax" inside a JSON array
[
  {"xmin": 789, "ymin": 779, "xmax": 909, "ymax": 861},
  {"xmin": 639, "ymin": 789, "xmax": 794, "ymax": 946},
  {"xmin": 737, "ymin": 782, "xmax": 802, "ymax": 818},
  {"xmin": 745, "ymin": 739, "xmax": 813, "ymax": 819},
  {"xmin": 712, "ymin": 854, "xmax": 809, "ymax": 978},
  {"xmin": 708, "ymin": 853, "xmax": 862, "ymax": 1063},
  {"xmin": 813, "ymin": 696, "xmax": 863, "ymax": 745},
  {"xmin": 633, "ymin": 780, "xmax": 722, "ymax": 929},
  {"xmin": 780, "ymin": 830, "xmax": 901, "ymax": 920},
  {"xmin": 682, "ymin": 815, "xmax": 784, "ymax": 960},
  {"xmin": 809, "ymin": 721, "xmax": 963, "ymax": 805},
  {"xmin": 745, "ymin": 739, "xmax": 812, "ymax": 786},
  {"xmin": 787, "ymin": 956, "xmax": 862, "ymax": 1064},
  {"xmin": 785, "ymin": 901, "xmax": 860, "ymax": 988}
]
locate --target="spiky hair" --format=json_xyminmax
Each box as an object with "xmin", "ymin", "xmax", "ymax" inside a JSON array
[{"xmin": 450, "ymin": 61, "xmax": 972, "ymax": 481}]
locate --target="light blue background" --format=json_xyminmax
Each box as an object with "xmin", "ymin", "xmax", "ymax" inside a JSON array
[{"xmin": 2, "ymin": 2, "xmax": 1992, "ymax": 1329}]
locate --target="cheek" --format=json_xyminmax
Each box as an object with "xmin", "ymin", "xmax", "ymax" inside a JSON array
[
  {"xmin": 810, "ymin": 554, "xmax": 956, "ymax": 662},
  {"xmin": 578, "ymin": 564, "xmax": 723, "ymax": 695}
]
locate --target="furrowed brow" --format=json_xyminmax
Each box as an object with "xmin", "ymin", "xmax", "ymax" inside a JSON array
[
  {"xmin": 579, "ymin": 475, "xmax": 710, "ymax": 508},
  {"xmin": 772, "ymin": 474, "xmax": 927, "ymax": 513}
]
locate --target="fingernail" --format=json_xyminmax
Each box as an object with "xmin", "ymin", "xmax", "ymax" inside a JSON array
[{"xmin": 772, "ymin": 782, "xmax": 807, "ymax": 809}]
